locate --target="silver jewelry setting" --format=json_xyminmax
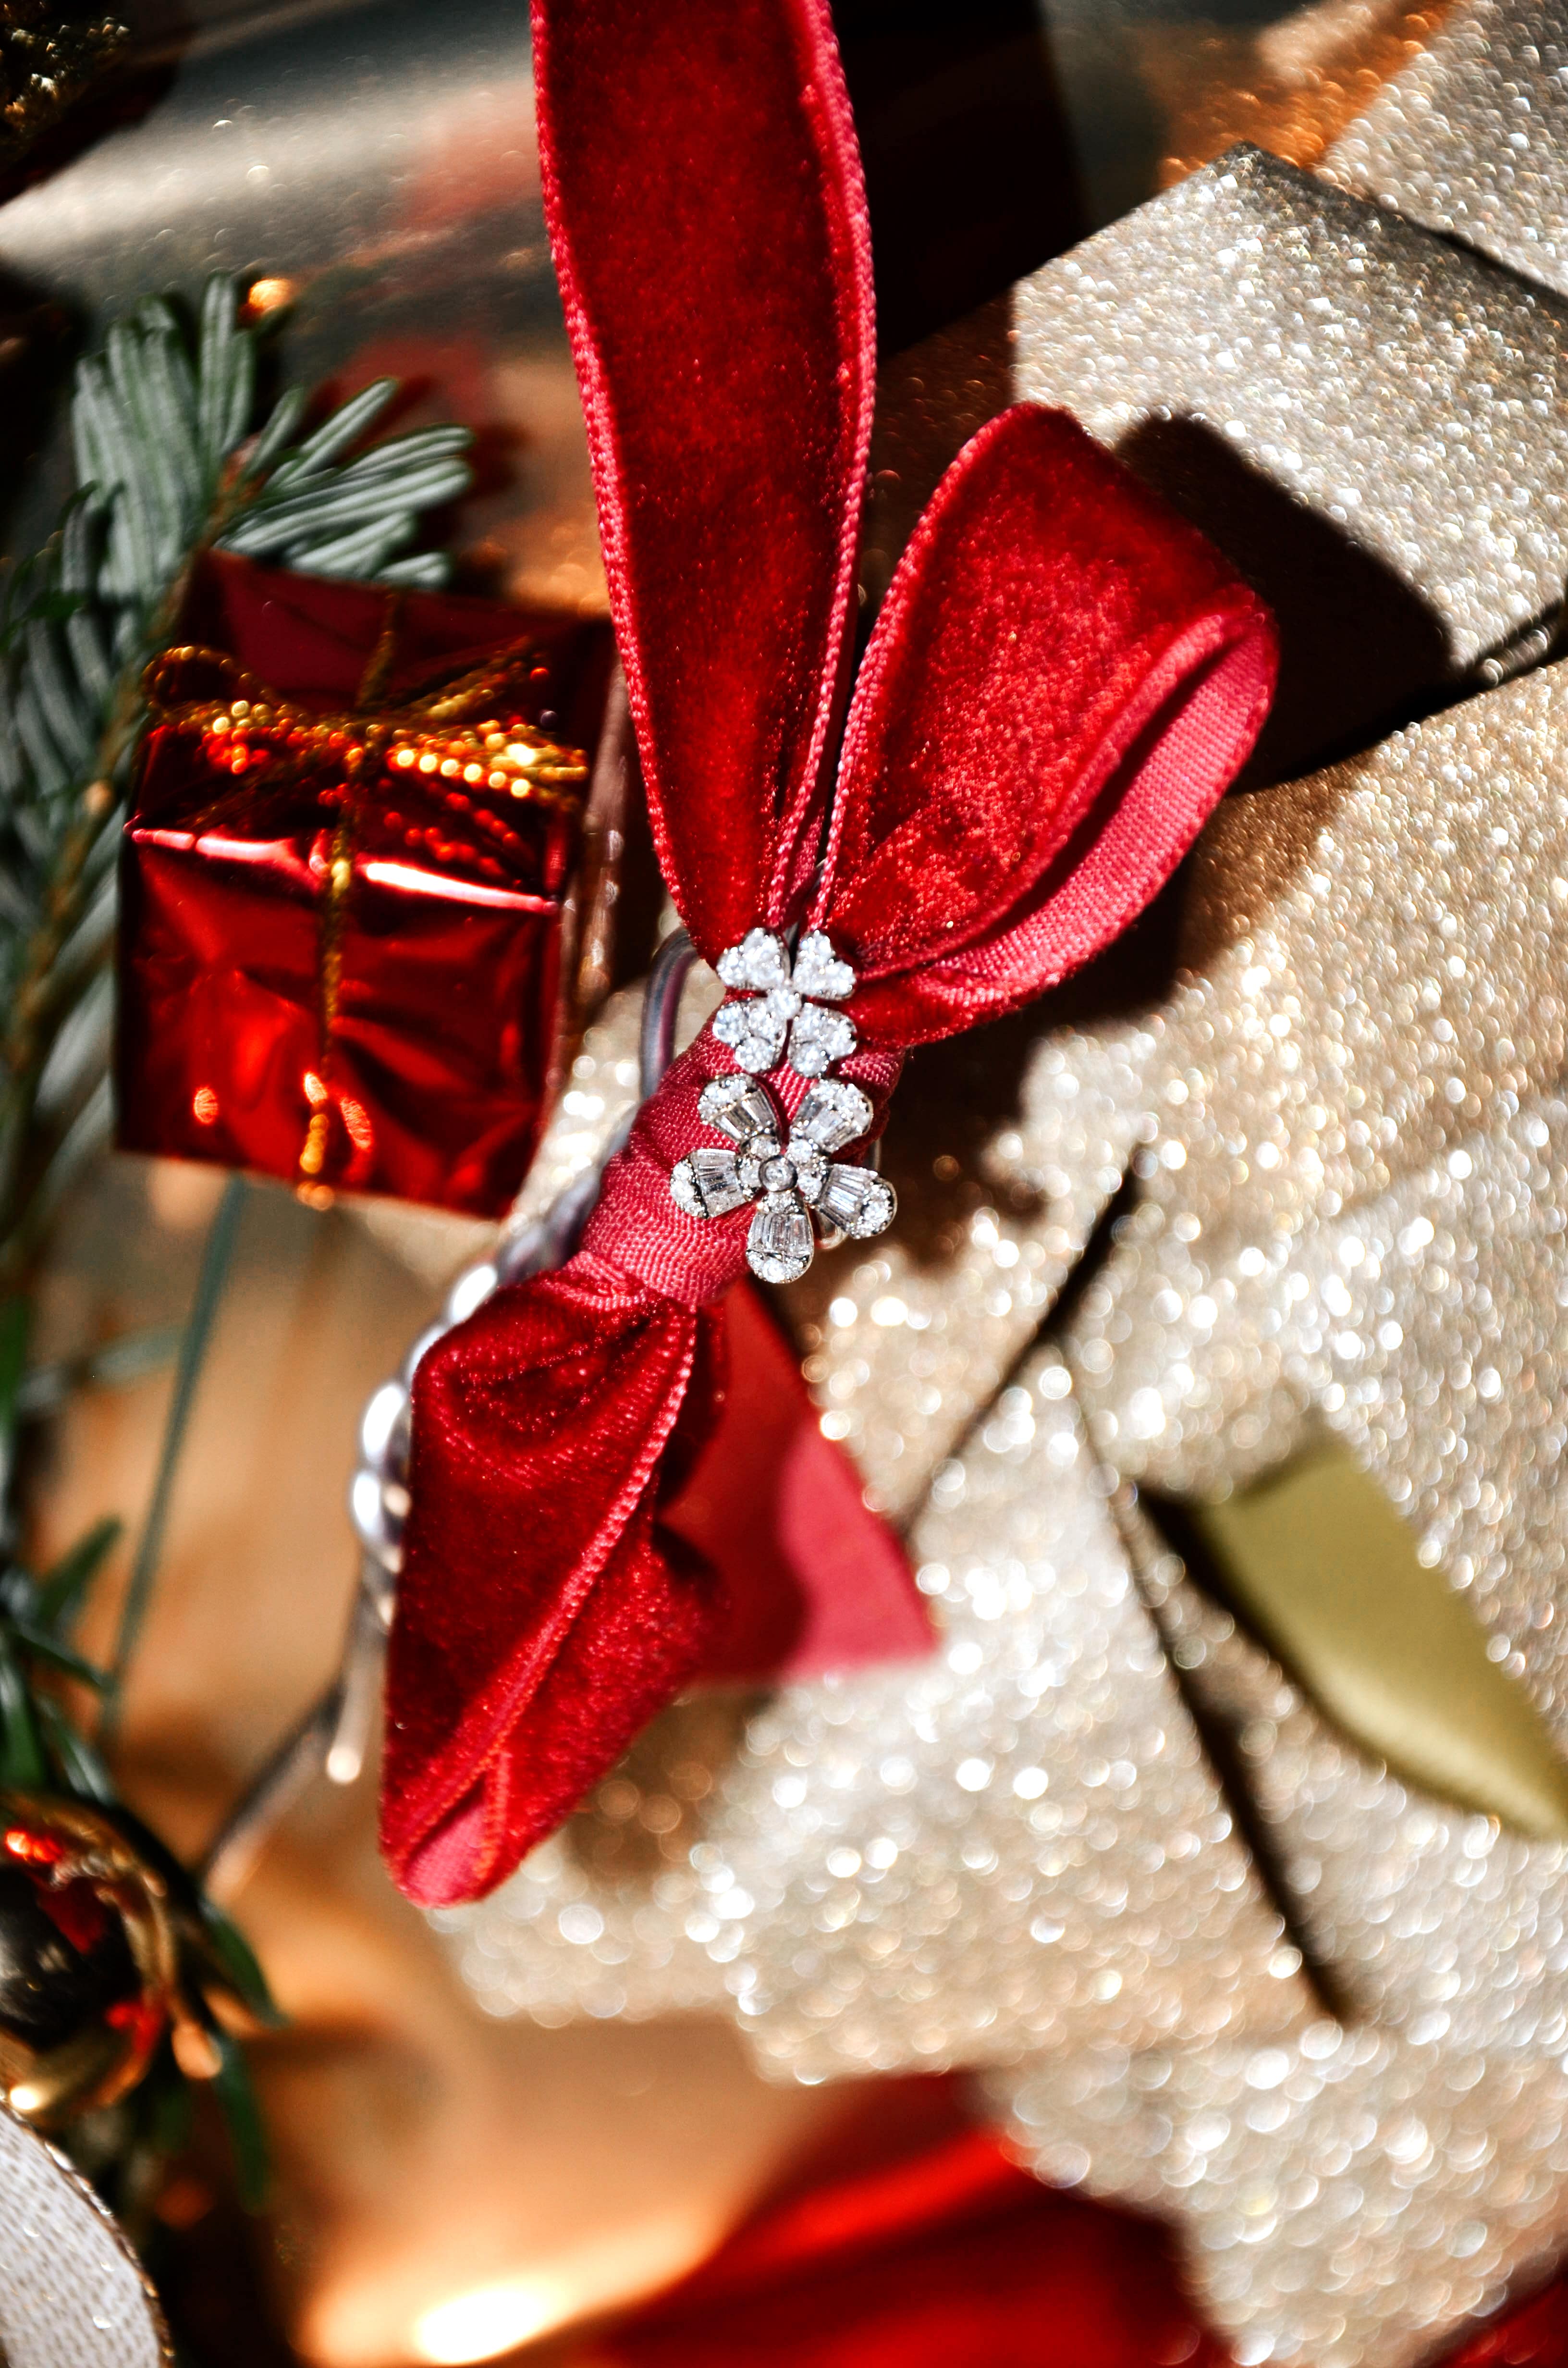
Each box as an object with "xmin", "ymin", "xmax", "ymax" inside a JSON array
[
  {"xmin": 712, "ymin": 927, "xmax": 857, "ymax": 1077},
  {"xmin": 672, "ymin": 1073, "xmax": 896, "ymax": 1284}
]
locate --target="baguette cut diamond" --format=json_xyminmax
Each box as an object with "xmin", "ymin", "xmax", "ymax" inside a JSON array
[
  {"xmin": 670, "ymin": 1070, "xmax": 894, "ymax": 1282},
  {"xmin": 700, "ymin": 1073, "xmax": 781, "ymax": 1146},
  {"xmin": 748, "ymin": 1192, "xmax": 816, "ymax": 1284},
  {"xmin": 670, "ymin": 1147, "xmax": 751, "ymax": 1219},
  {"xmin": 793, "ymin": 1077, "xmax": 874, "ymax": 1150},
  {"xmin": 817, "ymin": 1162, "xmax": 896, "ymax": 1237}
]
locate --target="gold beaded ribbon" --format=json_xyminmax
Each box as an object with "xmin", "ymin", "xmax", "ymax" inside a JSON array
[{"xmin": 142, "ymin": 604, "xmax": 590, "ymax": 1192}]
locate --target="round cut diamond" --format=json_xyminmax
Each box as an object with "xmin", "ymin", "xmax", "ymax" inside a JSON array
[
  {"xmin": 791, "ymin": 930, "xmax": 856, "ymax": 1002},
  {"xmin": 788, "ymin": 1002, "xmax": 857, "ymax": 1077},
  {"xmin": 716, "ymin": 927, "xmax": 792, "ymax": 992},
  {"xmin": 711, "ymin": 926, "xmax": 860, "ymax": 1081}
]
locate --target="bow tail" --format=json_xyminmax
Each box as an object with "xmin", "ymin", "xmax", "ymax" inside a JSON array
[
  {"xmin": 391, "ymin": 1496, "xmax": 724, "ymax": 1908},
  {"xmin": 382, "ymin": 1264, "xmax": 727, "ymax": 1905}
]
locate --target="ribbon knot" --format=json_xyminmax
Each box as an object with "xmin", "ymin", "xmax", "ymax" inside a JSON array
[{"xmin": 379, "ymin": 0, "xmax": 1281, "ymax": 1908}]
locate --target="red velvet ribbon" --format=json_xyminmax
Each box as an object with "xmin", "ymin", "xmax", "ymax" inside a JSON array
[{"xmin": 380, "ymin": 0, "xmax": 1279, "ymax": 1906}]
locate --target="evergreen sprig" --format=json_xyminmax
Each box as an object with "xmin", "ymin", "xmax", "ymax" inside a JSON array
[
  {"xmin": 0, "ymin": 274, "xmax": 474, "ymax": 2220},
  {"xmin": 0, "ymin": 1294, "xmax": 281, "ymax": 2219},
  {"xmin": 0, "ymin": 275, "xmax": 474, "ymax": 1287}
]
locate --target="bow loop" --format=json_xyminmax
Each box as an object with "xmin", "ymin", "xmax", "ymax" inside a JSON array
[
  {"xmin": 816, "ymin": 407, "xmax": 1278, "ymax": 1045},
  {"xmin": 535, "ymin": 0, "xmax": 874, "ymax": 961}
]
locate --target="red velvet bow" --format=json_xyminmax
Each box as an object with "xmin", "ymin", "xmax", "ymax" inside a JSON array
[{"xmin": 380, "ymin": 0, "xmax": 1278, "ymax": 1906}]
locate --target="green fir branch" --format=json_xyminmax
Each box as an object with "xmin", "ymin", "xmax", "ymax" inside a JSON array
[
  {"xmin": 0, "ymin": 272, "xmax": 469, "ymax": 2219},
  {"xmin": 0, "ymin": 274, "xmax": 474, "ymax": 1290}
]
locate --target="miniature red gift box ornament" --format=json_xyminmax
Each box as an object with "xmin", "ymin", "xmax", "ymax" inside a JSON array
[
  {"xmin": 118, "ymin": 553, "xmax": 611, "ymax": 1217},
  {"xmin": 380, "ymin": 0, "xmax": 1280, "ymax": 1906}
]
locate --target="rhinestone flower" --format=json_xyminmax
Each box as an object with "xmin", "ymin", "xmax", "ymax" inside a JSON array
[
  {"xmin": 711, "ymin": 927, "xmax": 858, "ymax": 1077},
  {"xmin": 671, "ymin": 1074, "xmax": 895, "ymax": 1284}
]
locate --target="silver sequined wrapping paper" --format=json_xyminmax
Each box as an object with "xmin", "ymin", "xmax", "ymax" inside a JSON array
[
  {"xmin": 1326, "ymin": 0, "xmax": 1568, "ymax": 304},
  {"xmin": 692, "ymin": 1350, "xmax": 1305, "ymax": 2079},
  {"xmin": 796, "ymin": 1025, "xmax": 1153, "ymax": 1520},
  {"xmin": 992, "ymin": 2030, "xmax": 1568, "ymax": 2368},
  {"xmin": 1062, "ymin": 659, "xmax": 1568, "ymax": 1774},
  {"xmin": 0, "ymin": 2104, "xmax": 167, "ymax": 2368}
]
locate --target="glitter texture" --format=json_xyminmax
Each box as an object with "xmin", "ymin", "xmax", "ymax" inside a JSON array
[
  {"xmin": 697, "ymin": 1349, "xmax": 1307, "ymax": 2079},
  {"xmin": 1014, "ymin": 147, "xmax": 1568, "ymax": 772},
  {"xmin": 0, "ymin": 2102, "xmax": 166, "ymax": 2367},
  {"xmin": 993, "ymin": 2027, "xmax": 1568, "ymax": 2368},
  {"xmin": 988, "ymin": 662, "xmax": 1568, "ymax": 2364},
  {"xmin": 435, "ymin": 118, "xmax": 1568, "ymax": 2368},
  {"xmin": 1326, "ymin": 0, "xmax": 1568, "ymax": 304}
]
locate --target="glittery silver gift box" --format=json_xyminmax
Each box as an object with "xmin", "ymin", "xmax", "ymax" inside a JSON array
[
  {"xmin": 1325, "ymin": 0, "xmax": 1568, "ymax": 308},
  {"xmin": 988, "ymin": 654, "xmax": 1568, "ymax": 2368},
  {"xmin": 970, "ymin": 65, "xmax": 1568, "ymax": 2366}
]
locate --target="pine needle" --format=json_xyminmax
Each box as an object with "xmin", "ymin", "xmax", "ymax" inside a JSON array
[{"xmin": 0, "ymin": 274, "xmax": 475, "ymax": 1285}]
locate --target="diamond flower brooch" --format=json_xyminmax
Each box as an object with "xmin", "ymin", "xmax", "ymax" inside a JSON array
[
  {"xmin": 671, "ymin": 927, "xmax": 895, "ymax": 1284},
  {"xmin": 672, "ymin": 1074, "xmax": 895, "ymax": 1284},
  {"xmin": 713, "ymin": 926, "xmax": 857, "ymax": 1076}
]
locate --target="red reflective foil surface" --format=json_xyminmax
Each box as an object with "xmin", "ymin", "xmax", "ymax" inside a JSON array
[{"xmin": 117, "ymin": 554, "xmax": 612, "ymax": 1216}]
